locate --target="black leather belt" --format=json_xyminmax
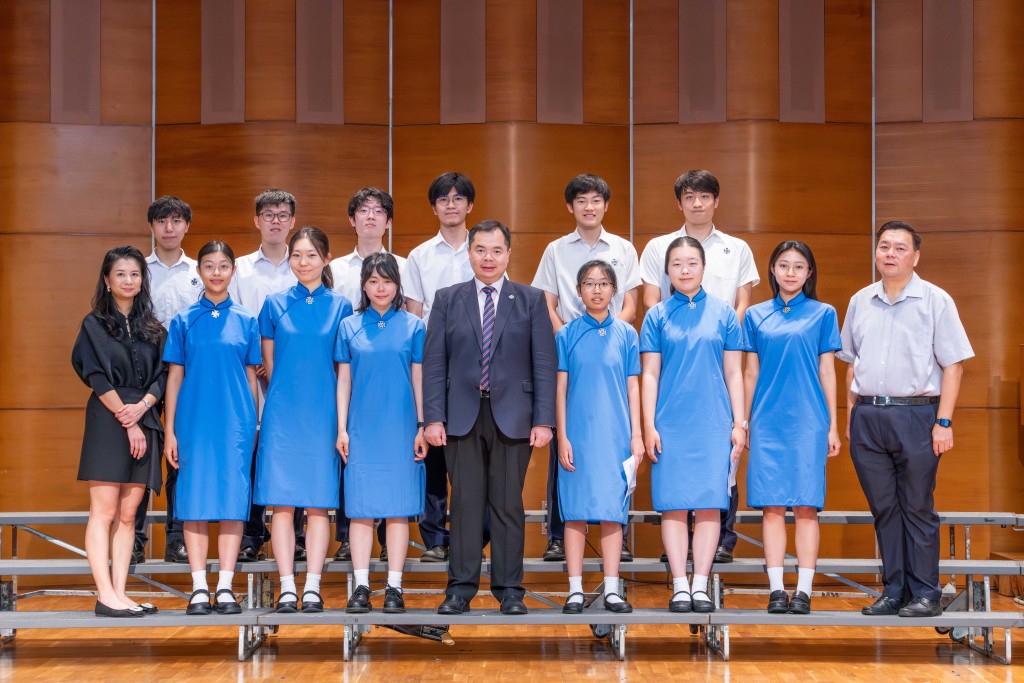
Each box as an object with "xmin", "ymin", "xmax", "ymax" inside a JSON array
[
  {"xmin": 857, "ymin": 395, "xmax": 939, "ymax": 406},
  {"xmin": 478, "ymin": 387, "xmax": 490, "ymax": 398}
]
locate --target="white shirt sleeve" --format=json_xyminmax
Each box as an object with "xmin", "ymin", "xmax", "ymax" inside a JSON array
[
  {"xmin": 402, "ymin": 250, "xmax": 426, "ymax": 303},
  {"xmin": 620, "ymin": 243, "xmax": 642, "ymax": 290},
  {"xmin": 531, "ymin": 243, "xmax": 559, "ymax": 294},
  {"xmin": 736, "ymin": 241, "xmax": 760, "ymax": 288},
  {"xmin": 639, "ymin": 237, "xmax": 663, "ymax": 286}
]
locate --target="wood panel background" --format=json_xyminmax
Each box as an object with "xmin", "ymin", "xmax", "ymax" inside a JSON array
[{"xmin": 2, "ymin": 0, "xmax": 1022, "ymax": 577}]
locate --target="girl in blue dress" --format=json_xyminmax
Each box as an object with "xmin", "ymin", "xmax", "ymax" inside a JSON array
[
  {"xmin": 741, "ymin": 240, "xmax": 841, "ymax": 615},
  {"xmin": 163, "ymin": 241, "xmax": 261, "ymax": 615},
  {"xmin": 255, "ymin": 226, "xmax": 353, "ymax": 612},
  {"xmin": 556, "ymin": 261, "xmax": 644, "ymax": 615},
  {"xmin": 336, "ymin": 253, "xmax": 427, "ymax": 614},
  {"xmin": 640, "ymin": 236, "xmax": 745, "ymax": 614}
]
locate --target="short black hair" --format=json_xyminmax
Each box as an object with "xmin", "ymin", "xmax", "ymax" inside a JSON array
[
  {"xmin": 428, "ymin": 172, "xmax": 476, "ymax": 205},
  {"xmin": 347, "ymin": 187, "xmax": 394, "ymax": 221},
  {"xmin": 575, "ymin": 259, "xmax": 618, "ymax": 293},
  {"xmin": 564, "ymin": 174, "xmax": 611, "ymax": 204},
  {"xmin": 255, "ymin": 188, "xmax": 296, "ymax": 215},
  {"xmin": 357, "ymin": 252, "xmax": 405, "ymax": 313},
  {"xmin": 877, "ymin": 220, "xmax": 921, "ymax": 251},
  {"xmin": 468, "ymin": 220, "xmax": 511, "ymax": 249},
  {"xmin": 147, "ymin": 196, "xmax": 192, "ymax": 224},
  {"xmin": 673, "ymin": 170, "xmax": 720, "ymax": 201}
]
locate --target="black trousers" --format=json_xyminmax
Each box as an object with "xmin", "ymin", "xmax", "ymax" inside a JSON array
[
  {"xmin": 850, "ymin": 402, "xmax": 941, "ymax": 602},
  {"xmin": 445, "ymin": 397, "xmax": 531, "ymax": 601},
  {"xmin": 419, "ymin": 444, "xmax": 452, "ymax": 548},
  {"xmin": 134, "ymin": 460, "xmax": 181, "ymax": 548}
]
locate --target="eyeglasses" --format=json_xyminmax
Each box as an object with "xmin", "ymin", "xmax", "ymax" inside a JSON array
[
  {"xmin": 201, "ymin": 263, "xmax": 233, "ymax": 274},
  {"xmin": 435, "ymin": 194, "xmax": 468, "ymax": 207},
  {"xmin": 356, "ymin": 206, "xmax": 387, "ymax": 217},
  {"xmin": 774, "ymin": 263, "xmax": 808, "ymax": 275},
  {"xmin": 259, "ymin": 211, "xmax": 293, "ymax": 223},
  {"xmin": 581, "ymin": 280, "xmax": 614, "ymax": 291}
]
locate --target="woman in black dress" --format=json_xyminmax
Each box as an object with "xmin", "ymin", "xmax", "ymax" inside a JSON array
[{"xmin": 72, "ymin": 246, "xmax": 167, "ymax": 618}]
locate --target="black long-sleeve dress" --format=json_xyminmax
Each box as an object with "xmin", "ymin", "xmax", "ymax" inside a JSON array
[{"xmin": 71, "ymin": 312, "xmax": 167, "ymax": 491}]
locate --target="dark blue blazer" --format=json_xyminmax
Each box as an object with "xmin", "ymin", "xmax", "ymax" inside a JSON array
[{"xmin": 423, "ymin": 278, "xmax": 556, "ymax": 439}]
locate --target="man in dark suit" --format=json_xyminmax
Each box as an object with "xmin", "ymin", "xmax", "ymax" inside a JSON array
[{"xmin": 424, "ymin": 220, "xmax": 557, "ymax": 616}]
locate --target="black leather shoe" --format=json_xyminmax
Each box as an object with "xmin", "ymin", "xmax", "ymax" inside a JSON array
[
  {"xmin": 788, "ymin": 590, "xmax": 811, "ymax": 614},
  {"xmin": 437, "ymin": 594, "xmax": 471, "ymax": 615},
  {"xmin": 346, "ymin": 585, "xmax": 372, "ymax": 614},
  {"xmin": 691, "ymin": 590, "xmax": 716, "ymax": 613},
  {"xmin": 237, "ymin": 546, "xmax": 262, "ymax": 563},
  {"xmin": 420, "ymin": 545, "xmax": 449, "ymax": 562},
  {"xmin": 275, "ymin": 591, "xmax": 299, "ymax": 613},
  {"xmin": 604, "ymin": 596, "xmax": 633, "ymax": 613},
  {"xmin": 383, "ymin": 586, "xmax": 406, "ymax": 614},
  {"xmin": 214, "ymin": 589, "xmax": 242, "ymax": 615},
  {"xmin": 562, "ymin": 592, "xmax": 585, "ymax": 614},
  {"xmin": 767, "ymin": 590, "xmax": 790, "ymax": 614},
  {"xmin": 714, "ymin": 546, "xmax": 734, "ymax": 563},
  {"xmin": 500, "ymin": 595, "xmax": 528, "ymax": 615},
  {"xmin": 660, "ymin": 552, "xmax": 669, "ymax": 563},
  {"xmin": 379, "ymin": 544, "xmax": 388, "ymax": 562},
  {"xmin": 301, "ymin": 590, "xmax": 324, "ymax": 613},
  {"xmin": 333, "ymin": 542, "xmax": 351, "ymax": 561},
  {"xmin": 898, "ymin": 597, "xmax": 942, "ymax": 618},
  {"xmin": 620, "ymin": 540, "xmax": 634, "ymax": 563},
  {"xmin": 861, "ymin": 595, "xmax": 902, "ymax": 616},
  {"xmin": 131, "ymin": 545, "xmax": 145, "ymax": 565},
  {"xmin": 543, "ymin": 539, "xmax": 565, "ymax": 562},
  {"xmin": 185, "ymin": 589, "xmax": 212, "ymax": 615},
  {"xmin": 164, "ymin": 539, "xmax": 188, "ymax": 563},
  {"xmin": 669, "ymin": 590, "xmax": 692, "ymax": 612},
  {"xmin": 95, "ymin": 600, "xmax": 145, "ymax": 618},
  {"xmin": 294, "ymin": 542, "xmax": 307, "ymax": 562}
]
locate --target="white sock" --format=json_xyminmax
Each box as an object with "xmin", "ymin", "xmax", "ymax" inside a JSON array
[
  {"xmin": 567, "ymin": 575, "xmax": 584, "ymax": 603},
  {"xmin": 691, "ymin": 574, "xmax": 709, "ymax": 596},
  {"xmin": 767, "ymin": 566, "xmax": 785, "ymax": 592},
  {"xmin": 279, "ymin": 574, "xmax": 297, "ymax": 602},
  {"xmin": 354, "ymin": 569, "xmax": 370, "ymax": 588},
  {"xmin": 672, "ymin": 576, "xmax": 690, "ymax": 595},
  {"xmin": 303, "ymin": 573, "xmax": 321, "ymax": 596},
  {"xmin": 190, "ymin": 570, "xmax": 208, "ymax": 603},
  {"xmin": 797, "ymin": 567, "xmax": 815, "ymax": 595},
  {"xmin": 216, "ymin": 570, "xmax": 234, "ymax": 601},
  {"xmin": 387, "ymin": 571, "xmax": 403, "ymax": 590},
  {"xmin": 604, "ymin": 576, "xmax": 623, "ymax": 603}
]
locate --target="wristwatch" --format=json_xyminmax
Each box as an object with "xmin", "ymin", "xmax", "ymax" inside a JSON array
[
  {"xmin": 935, "ymin": 418, "xmax": 952, "ymax": 428},
  {"xmin": 142, "ymin": 398, "xmax": 152, "ymax": 409},
  {"xmin": 417, "ymin": 421, "xmax": 425, "ymax": 428}
]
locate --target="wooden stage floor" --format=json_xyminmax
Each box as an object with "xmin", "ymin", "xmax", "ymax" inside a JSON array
[{"xmin": 1, "ymin": 581, "xmax": 1022, "ymax": 681}]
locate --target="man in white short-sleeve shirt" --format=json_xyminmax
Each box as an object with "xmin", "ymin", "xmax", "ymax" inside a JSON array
[
  {"xmin": 638, "ymin": 169, "xmax": 759, "ymax": 563},
  {"xmin": 330, "ymin": 187, "xmax": 406, "ymax": 307},
  {"xmin": 531, "ymin": 174, "xmax": 641, "ymax": 563}
]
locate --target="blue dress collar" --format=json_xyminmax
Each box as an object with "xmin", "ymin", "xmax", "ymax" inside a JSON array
[
  {"xmin": 581, "ymin": 311, "xmax": 613, "ymax": 328},
  {"xmin": 363, "ymin": 306, "xmax": 398, "ymax": 324},
  {"xmin": 672, "ymin": 287, "xmax": 706, "ymax": 305},
  {"xmin": 199, "ymin": 295, "xmax": 232, "ymax": 310},
  {"xmin": 295, "ymin": 282, "xmax": 327, "ymax": 297},
  {"xmin": 774, "ymin": 291, "xmax": 807, "ymax": 310}
]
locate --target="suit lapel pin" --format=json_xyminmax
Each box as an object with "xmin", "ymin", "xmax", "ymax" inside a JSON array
[{"xmin": 508, "ymin": 294, "xmax": 514, "ymax": 300}]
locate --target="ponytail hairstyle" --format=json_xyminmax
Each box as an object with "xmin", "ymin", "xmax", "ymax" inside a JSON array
[{"xmin": 289, "ymin": 226, "xmax": 334, "ymax": 290}]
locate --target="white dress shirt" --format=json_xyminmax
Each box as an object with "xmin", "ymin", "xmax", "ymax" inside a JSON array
[
  {"xmin": 401, "ymin": 231, "xmax": 474, "ymax": 326},
  {"xmin": 228, "ymin": 246, "xmax": 296, "ymax": 316},
  {"xmin": 329, "ymin": 246, "xmax": 407, "ymax": 309},
  {"xmin": 147, "ymin": 250, "xmax": 201, "ymax": 327}
]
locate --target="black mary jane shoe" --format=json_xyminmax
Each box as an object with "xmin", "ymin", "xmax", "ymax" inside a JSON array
[
  {"xmin": 788, "ymin": 590, "xmax": 811, "ymax": 615},
  {"xmin": 214, "ymin": 589, "xmax": 242, "ymax": 615},
  {"xmin": 562, "ymin": 592, "xmax": 586, "ymax": 615},
  {"xmin": 275, "ymin": 591, "xmax": 299, "ymax": 614},
  {"xmin": 767, "ymin": 589, "xmax": 790, "ymax": 614},
  {"xmin": 301, "ymin": 590, "xmax": 325, "ymax": 613},
  {"xmin": 603, "ymin": 596, "xmax": 633, "ymax": 613},
  {"xmin": 382, "ymin": 586, "xmax": 406, "ymax": 614},
  {"xmin": 346, "ymin": 585, "xmax": 372, "ymax": 614},
  {"xmin": 185, "ymin": 589, "xmax": 213, "ymax": 616},
  {"xmin": 95, "ymin": 600, "xmax": 144, "ymax": 618},
  {"xmin": 691, "ymin": 590, "xmax": 716, "ymax": 613},
  {"xmin": 668, "ymin": 590, "xmax": 692, "ymax": 613}
]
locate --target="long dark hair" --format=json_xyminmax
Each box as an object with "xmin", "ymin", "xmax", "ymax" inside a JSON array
[
  {"xmin": 91, "ymin": 245, "xmax": 164, "ymax": 343},
  {"xmin": 289, "ymin": 226, "xmax": 334, "ymax": 290},
  {"xmin": 767, "ymin": 240, "xmax": 819, "ymax": 300},
  {"xmin": 357, "ymin": 252, "xmax": 405, "ymax": 313}
]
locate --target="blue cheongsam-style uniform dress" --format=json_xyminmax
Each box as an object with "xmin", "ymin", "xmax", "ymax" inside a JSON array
[
  {"xmin": 640, "ymin": 288, "xmax": 742, "ymax": 511},
  {"xmin": 741, "ymin": 292, "xmax": 842, "ymax": 509},
  {"xmin": 335, "ymin": 307, "xmax": 426, "ymax": 519},
  {"xmin": 255, "ymin": 283, "xmax": 353, "ymax": 508},
  {"xmin": 556, "ymin": 314, "xmax": 640, "ymax": 525},
  {"xmin": 164, "ymin": 296, "xmax": 261, "ymax": 521}
]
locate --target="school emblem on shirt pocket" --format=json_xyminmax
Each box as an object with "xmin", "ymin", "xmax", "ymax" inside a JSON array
[
  {"xmin": 191, "ymin": 277, "xmax": 199, "ymax": 287},
  {"xmin": 723, "ymin": 247, "xmax": 731, "ymax": 255}
]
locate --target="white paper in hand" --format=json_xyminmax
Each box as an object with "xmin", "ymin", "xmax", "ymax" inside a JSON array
[
  {"xmin": 728, "ymin": 453, "xmax": 739, "ymax": 488},
  {"xmin": 622, "ymin": 455, "xmax": 638, "ymax": 505}
]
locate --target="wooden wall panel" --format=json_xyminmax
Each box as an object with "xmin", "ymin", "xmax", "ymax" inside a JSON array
[
  {"xmin": 342, "ymin": 0, "xmax": 388, "ymax": 125},
  {"xmin": 678, "ymin": 0, "xmax": 727, "ymax": 124},
  {"xmin": 0, "ymin": 234, "xmax": 152, "ymax": 410},
  {"xmin": 726, "ymin": 0, "xmax": 779, "ymax": 121},
  {"xmin": 974, "ymin": 0, "xmax": 1024, "ymax": 120},
  {"xmin": 100, "ymin": 0, "xmax": 152, "ymax": 125},
  {"xmin": 155, "ymin": 123, "xmax": 388, "ymax": 237},
  {"xmin": 876, "ymin": 120, "xmax": 1024, "ymax": 231},
  {"xmin": 633, "ymin": 122, "xmax": 871, "ymax": 237},
  {"xmin": 582, "ymin": 0, "xmax": 629, "ymax": 125},
  {"xmin": 633, "ymin": 0, "xmax": 678, "ymax": 124},
  {"xmin": 537, "ymin": 0, "xmax": 583, "ymax": 125},
  {"xmin": 486, "ymin": 0, "xmax": 536, "ymax": 122},
  {"xmin": 922, "ymin": 0, "xmax": 973, "ymax": 123},
  {"xmin": 876, "ymin": 0, "xmax": 922, "ymax": 122},
  {"xmin": 50, "ymin": 0, "xmax": 101, "ymax": 125},
  {"xmin": 245, "ymin": 0, "xmax": 296, "ymax": 122},
  {"xmin": 0, "ymin": 0, "xmax": 50, "ymax": 122},
  {"xmin": 779, "ymin": 0, "xmax": 825, "ymax": 123},
  {"xmin": 824, "ymin": 0, "xmax": 871, "ymax": 123},
  {"xmin": 296, "ymin": 0, "xmax": 344, "ymax": 125},
  {"xmin": 155, "ymin": 0, "xmax": 200, "ymax": 124},
  {"xmin": 0, "ymin": 122, "xmax": 151, "ymax": 233},
  {"xmin": 439, "ymin": 0, "xmax": 486, "ymax": 124},
  {"xmin": 200, "ymin": 0, "xmax": 244, "ymax": 124},
  {"xmin": 393, "ymin": 0, "xmax": 440, "ymax": 125}
]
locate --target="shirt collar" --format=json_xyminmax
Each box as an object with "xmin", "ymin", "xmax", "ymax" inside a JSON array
[
  {"xmin": 672, "ymin": 287, "xmax": 707, "ymax": 305},
  {"xmin": 774, "ymin": 291, "xmax": 808, "ymax": 309},
  {"xmin": 346, "ymin": 245, "xmax": 387, "ymax": 264},
  {"xmin": 256, "ymin": 246, "xmax": 290, "ymax": 268},
  {"xmin": 677, "ymin": 224, "xmax": 721, "ymax": 245},
  {"xmin": 581, "ymin": 311, "xmax": 613, "ymax": 328},
  {"xmin": 432, "ymin": 231, "xmax": 469, "ymax": 254},
  {"xmin": 474, "ymin": 277, "xmax": 505, "ymax": 297},
  {"xmin": 569, "ymin": 227, "xmax": 610, "ymax": 245},
  {"xmin": 147, "ymin": 249, "xmax": 190, "ymax": 269},
  {"xmin": 200, "ymin": 295, "xmax": 232, "ymax": 310},
  {"xmin": 872, "ymin": 272, "xmax": 924, "ymax": 305}
]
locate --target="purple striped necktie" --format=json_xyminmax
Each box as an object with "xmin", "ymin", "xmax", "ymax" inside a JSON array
[{"xmin": 480, "ymin": 286, "xmax": 495, "ymax": 391}]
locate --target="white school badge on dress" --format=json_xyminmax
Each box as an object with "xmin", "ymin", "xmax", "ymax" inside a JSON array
[
  {"xmin": 306, "ymin": 296, "xmax": 314, "ymax": 304},
  {"xmin": 211, "ymin": 310, "xmax": 220, "ymax": 319}
]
